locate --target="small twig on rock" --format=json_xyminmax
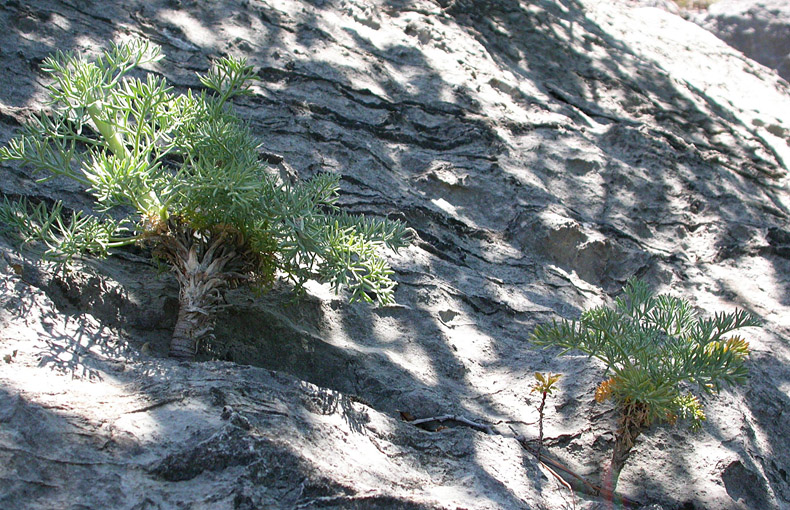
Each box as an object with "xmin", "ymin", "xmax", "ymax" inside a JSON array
[
  {"xmin": 0, "ymin": 475, "xmax": 61, "ymax": 489},
  {"xmin": 294, "ymin": 491, "xmax": 383, "ymax": 509},
  {"xmin": 538, "ymin": 461, "xmax": 576, "ymax": 510},
  {"xmin": 0, "ymin": 445, "xmax": 121, "ymax": 467},
  {"xmin": 125, "ymin": 396, "xmax": 183, "ymax": 414},
  {"xmin": 407, "ymin": 414, "xmax": 494, "ymax": 434},
  {"xmin": 491, "ymin": 418, "xmax": 539, "ymax": 426}
]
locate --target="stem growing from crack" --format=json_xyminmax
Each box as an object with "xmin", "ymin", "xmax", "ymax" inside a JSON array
[
  {"xmin": 536, "ymin": 390, "xmax": 548, "ymax": 460},
  {"xmin": 603, "ymin": 400, "xmax": 650, "ymax": 494}
]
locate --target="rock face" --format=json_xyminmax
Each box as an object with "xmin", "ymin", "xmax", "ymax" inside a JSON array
[
  {"xmin": 1, "ymin": 0, "xmax": 790, "ymax": 509},
  {"xmin": 694, "ymin": 0, "xmax": 790, "ymax": 81}
]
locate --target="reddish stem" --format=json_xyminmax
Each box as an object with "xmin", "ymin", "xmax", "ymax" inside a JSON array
[{"xmin": 537, "ymin": 390, "xmax": 548, "ymax": 460}]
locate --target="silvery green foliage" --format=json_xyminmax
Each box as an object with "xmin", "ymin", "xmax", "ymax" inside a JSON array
[{"xmin": 0, "ymin": 39, "xmax": 410, "ymax": 305}]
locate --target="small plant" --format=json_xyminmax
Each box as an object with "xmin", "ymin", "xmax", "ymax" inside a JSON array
[
  {"xmin": 531, "ymin": 372, "xmax": 561, "ymax": 460},
  {"xmin": 0, "ymin": 39, "xmax": 410, "ymax": 359},
  {"xmin": 672, "ymin": 0, "xmax": 718, "ymax": 10},
  {"xmin": 530, "ymin": 278, "xmax": 759, "ymax": 492}
]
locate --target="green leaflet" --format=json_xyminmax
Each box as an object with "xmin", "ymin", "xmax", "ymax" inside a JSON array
[{"xmin": 0, "ymin": 197, "xmax": 123, "ymax": 264}]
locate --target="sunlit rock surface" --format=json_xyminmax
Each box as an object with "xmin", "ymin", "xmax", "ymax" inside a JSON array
[
  {"xmin": 1, "ymin": 0, "xmax": 789, "ymax": 509},
  {"xmin": 694, "ymin": 0, "xmax": 790, "ymax": 81}
]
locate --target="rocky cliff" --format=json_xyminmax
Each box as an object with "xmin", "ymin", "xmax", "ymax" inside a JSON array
[{"xmin": 1, "ymin": 0, "xmax": 789, "ymax": 509}]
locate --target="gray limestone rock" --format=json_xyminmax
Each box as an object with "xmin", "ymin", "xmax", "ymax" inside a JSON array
[
  {"xmin": 695, "ymin": 0, "xmax": 790, "ymax": 81},
  {"xmin": 1, "ymin": 0, "xmax": 789, "ymax": 509}
]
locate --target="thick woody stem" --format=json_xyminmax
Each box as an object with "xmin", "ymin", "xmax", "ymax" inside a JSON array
[
  {"xmin": 602, "ymin": 401, "xmax": 650, "ymax": 494},
  {"xmin": 168, "ymin": 265, "xmax": 218, "ymax": 359},
  {"xmin": 155, "ymin": 222, "xmax": 251, "ymax": 360}
]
